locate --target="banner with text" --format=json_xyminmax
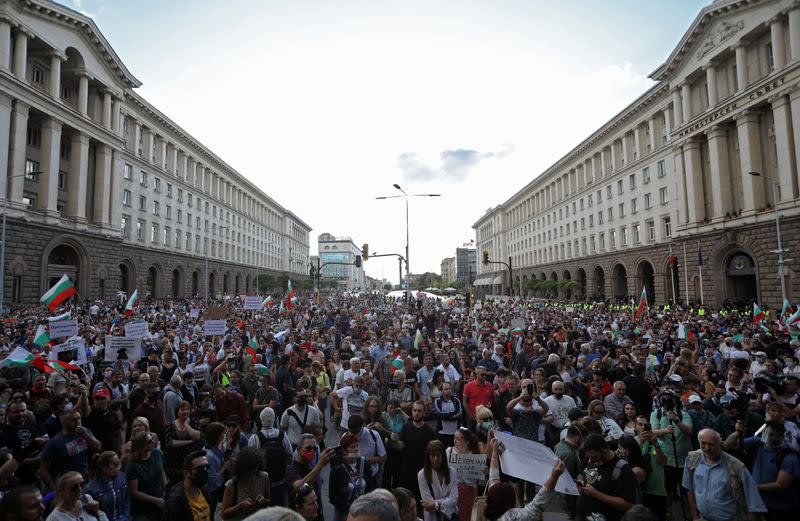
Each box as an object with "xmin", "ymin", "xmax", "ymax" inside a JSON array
[
  {"xmin": 49, "ymin": 319, "xmax": 78, "ymax": 339},
  {"xmin": 125, "ymin": 322, "xmax": 149, "ymax": 339},
  {"xmin": 204, "ymin": 320, "xmax": 226, "ymax": 336},
  {"xmin": 243, "ymin": 296, "xmax": 263, "ymax": 310},
  {"xmin": 49, "ymin": 337, "xmax": 87, "ymax": 366},
  {"xmin": 447, "ymin": 451, "xmax": 487, "ymax": 483},
  {"xmin": 104, "ymin": 337, "xmax": 142, "ymax": 362}
]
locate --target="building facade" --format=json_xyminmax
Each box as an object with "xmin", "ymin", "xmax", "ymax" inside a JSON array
[
  {"xmin": 318, "ymin": 233, "xmax": 364, "ymax": 290},
  {"xmin": 474, "ymin": 0, "xmax": 800, "ymax": 308},
  {"xmin": 0, "ymin": 0, "xmax": 310, "ymax": 304},
  {"xmin": 440, "ymin": 257, "xmax": 455, "ymax": 282},
  {"xmin": 455, "ymin": 247, "xmax": 476, "ymax": 289}
]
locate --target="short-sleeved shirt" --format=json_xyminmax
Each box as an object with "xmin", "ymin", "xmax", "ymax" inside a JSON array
[
  {"xmin": 125, "ymin": 448, "xmax": 166, "ymax": 514},
  {"xmin": 333, "ymin": 386, "xmax": 368, "ymax": 429},
  {"xmin": 223, "ymin": 472, "xmax": 270, "ymax": 521},
  {"xmin": 462, "ymin": 380, "xmax": 493, "ymax": 417},
  {"xmin": 41, "ymin": 430, "xmax": 95, "ymax": 479},
  {"xmin": 577, "ymin": 457, "xmax": 638, "ymax": 521},
  {"xmin": 186, "ymin": 489, "xmax": 211, "ymax": 521},
  {"xmin": 745, "ymin": 438, "xmax": 800, "ymax": 511}
]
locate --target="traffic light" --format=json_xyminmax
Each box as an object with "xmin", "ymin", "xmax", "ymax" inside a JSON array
[
  {"xmin": 362, "ymin": 243, "xmax": 369, "ymax": 261},
  {"xmin": 355, "ymin": 256, "xmax": 362, "ymax": 268},
  {"xmin": 482, "ymin": 250, "xmax": 489, "ymax": 265}
]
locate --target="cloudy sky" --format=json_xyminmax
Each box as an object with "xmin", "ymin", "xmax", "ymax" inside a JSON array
[{"xmin": 62, "ymin": 0, "xmax": 707, "ymax": 284}]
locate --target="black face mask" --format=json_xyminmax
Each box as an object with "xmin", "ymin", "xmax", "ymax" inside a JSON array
[
  {"xmin": 147, "ymin": 393, "xmax": 159, "ymax": 402},
  {"xmin": 191, "ymin": 468, "xmax": 209, "ymax": 487},
  {"xmin": 297, "ymin": 395, "xmax": 308, "ymax": 406}
]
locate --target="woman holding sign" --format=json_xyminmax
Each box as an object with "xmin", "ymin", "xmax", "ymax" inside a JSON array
[{"xmin": 446, "ymin": 427, "xmax": 482, "ymax": 521}]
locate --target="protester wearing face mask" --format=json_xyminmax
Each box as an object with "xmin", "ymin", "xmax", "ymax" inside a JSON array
[
  {"xmin": 220, "ymin": 446, "xmax": 271, "ymax": 520},
  {"xmin": 286, "ymin": 433, "xmax": 334, "ymax": 521},
  {"xmin": 744, "ymin": 420, "xmax": 800, "ymax": 519},
  {"xmin": 165, "ymin": 450, "xmax": 215, "ymax": 521},
  {"xmin": 329, "ymin": 432, "xmax": 372, "ymax": 521}
]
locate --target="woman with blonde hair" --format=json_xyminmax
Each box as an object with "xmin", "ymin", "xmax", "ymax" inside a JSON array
[
  {"xmin": 121, "ymin": 416, "xmax": 159, "ymax": 466},
  {"xmin": 46, "ymin": 470, "xmax": 108, "ymax": 521}
]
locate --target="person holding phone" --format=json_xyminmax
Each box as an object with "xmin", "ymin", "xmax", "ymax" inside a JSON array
[
  {"xmin": 576, "ymin": 434, "xmax": 639, "ymax": 521},
  {"xmin": 635, "ymin": 417, "xmax": 668, "ymax": 521}
]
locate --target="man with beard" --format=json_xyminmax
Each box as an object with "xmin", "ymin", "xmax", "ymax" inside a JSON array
[
  {"xmin": 544, "ymin": 380, "xmax": 577, "ymax": 431},
  {"xmin": 0, "ymin": 486, "xmax": 45, "ymax": 521},
  {"xmin": 397, "ymin": 401, "xmax": 435, "ymax": 499},
  {"xmin": 576, "ymin": 434, "xmax": 638, "ymax": 521},
  {"xmin": 0, "ymin": 400, "xmax": 47, "ymax": 485},
  {"xmin": 165, "ymin": 450, "xmax": 215, "ymax": 521}
]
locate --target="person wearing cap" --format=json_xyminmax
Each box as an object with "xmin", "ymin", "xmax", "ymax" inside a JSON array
[
  {"xmin": 329, "ymin": 431, "xmax": 373, "ymax": 521},
  {"xmin": 686, "ymin": 394, "xmax": 716, "ymax": 439},
  {"xmin": 83, "ymin": 387, "xmax": 123, "ymax": 454},
  {"xmin": 750, "ymin": 352, "xmax": 769, "ymax": 377},
  {"xmin": 223, "ymin": 415, "xmax": 249, "ymax": 458},
  {"xmin": 649, "ymin": 389, "xmax": 693, "ymax": 518},
  {"xmin": 712, "ymin": 394, "xmax": 765, "ymax": 459}
]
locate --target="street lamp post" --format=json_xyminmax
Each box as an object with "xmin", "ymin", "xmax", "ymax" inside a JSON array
[
  {"xmin": 747, "ymin": 172, "xmax": 791, "ymax": 306},
  {"xmin": 1, "ymin": 171, "xmax": 42, "ymax": 312},
  {"xmin": 376, "ymin": 185, "xmax": 440, "ymax": 304}
]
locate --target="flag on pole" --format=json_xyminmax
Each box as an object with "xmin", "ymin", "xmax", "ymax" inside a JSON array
[
  {"xmin": 261, "ymin": 296, "xmax": 273, "ymax": 310},
  {"xmin": 40, "ymin": 274, "xmax": 77, "ymax": 311},
  {"xmin": 780, "ymin": 298, "xmax": 791, "ymax": 321},
  {"xmin": 510, "ymin": 327, "xmax": 526, "ymax": 336},
  {"xmin": 123, "ymin": 289, "xmax": 139, "ymax": 317},
  {"xmin": 443, "ymin": 296, "xmax": 457, "ymax": 307},
  {"xmin": 48, "ymin": 359, "xmax": 81, "ymax": 372},
  {"xmin": 246, "ymin": 336, "xmax": 259, "ymax": 363},
  {"xmin": 786, "ymin": 307, "xmax": 800, "ymax": 329},
  {"xmin": 47, "ymin": 311, "xmax": 71, "ymax": 322},
  {"xmin": 753, "ymin": 303, "xmax": 766, "ymax": 323},
  {"xmin": 34, "ymin": 324, "xmax": 50, "ymax": 347},
  {"xmin": 284, "ymin": 280, "xmax": 295, "ymax": 311},
  {"xmin": 414, "ymin": 329, "xmax": 425, "ymax": 349},
  {"xmin": 0, "ymin": 347, "xmax": 54, "ymax": 373},
  {"xmin": 668, "ymin": 246, "xmax": 677, "ymax": 269},
  {"xmin": 635, "ymin": 286, "xmax": 648, "ymax": 318},
  {"xmin": 279, "ymin": 300, "xmax": 287, "ymax": 315}
]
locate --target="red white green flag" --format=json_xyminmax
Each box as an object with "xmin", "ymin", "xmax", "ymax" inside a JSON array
[
  {"xmin": 0, "ymin": 347, "xmax": 54, "ymax": 373},
  {"xmin": 261, "ymin": 296, "xmax": 273, "ymax": 310},
  {"xmin": 49, "ymin": 359, "xmax": 81, "ymax": 372},
  {"xmin": 414, "ymin": 329, "xmax": 425, "ymax": 349},
  {"xmin": 668, "ymin": 246, "xmax": 677, "ymax": 269},
  {"xmin": 753, "ymin": 303, "xmax": 766, "ymax": 323},
  {"xmin": 246, "ymin": 336, "xmax": 258, "ymax": 363},
  {"xmin": 443, "ymin": 296, "xmax": 457, "ymax": 307},
  {"xmin": 34, "ymin": 324, "xmax": 51, "ymax": 347},
  {"xmin": 124, "ymin": 289, "xmax": 139, "ymax": 317},
  {"xmin": 510, "ymin": 327, "xmax": 526, "ymax": 336},
  {"xmin": 40, "ymin": 274, "xmax": 76, "ymax": 311},
  {"xmin": 285, "ymin": 280, "xmax": 295, "ymax": 311},
  {"xmin": 279, "ymin": 300, "xmax": 288, "ymax": 315},
  {"xmin": 635, "ymin": 286, "xmax": 648, "ymax": 318}
]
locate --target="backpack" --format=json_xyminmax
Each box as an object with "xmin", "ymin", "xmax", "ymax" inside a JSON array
[
  {"xmin": 256, "ymin": 430, "xmax": 287, "ymax": 482},
  {"xmin": 685, "ymin": 450, "xmax": 747, "ymax": 518}
]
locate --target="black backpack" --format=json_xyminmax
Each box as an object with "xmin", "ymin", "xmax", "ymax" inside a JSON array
[{"xmin": 256, "ymin": 430, "xmax": 287, "ymax": 482}]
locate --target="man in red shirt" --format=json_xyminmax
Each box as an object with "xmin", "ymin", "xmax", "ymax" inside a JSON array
[{"xmin": 463, "ymin": 367, "xmax": 494, "ymax": 427}]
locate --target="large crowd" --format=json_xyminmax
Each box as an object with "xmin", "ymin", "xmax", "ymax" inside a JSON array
[{"xmin": 0, "ymin": 288, "xmax": 798, "ymax": 521}]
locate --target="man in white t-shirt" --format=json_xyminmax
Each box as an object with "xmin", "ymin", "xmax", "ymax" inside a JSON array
[
  {"xmin": 435, "ymin": 353, "xmax": 461, "ymax": 384},
  {"xmin": 331, "ymin": 375, "xmax": 369, "ymax": 429},
  {"xmin": 543, "ymin": 380, "xmax": 576, "ymax": 429},
  {"xmin": 341, "ymin": 357, "xmax": 366, "ymax": 388}
]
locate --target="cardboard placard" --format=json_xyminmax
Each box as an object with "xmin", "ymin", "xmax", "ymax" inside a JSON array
[
  {"xmin": 49, "ymin": 319, "xmax": 78, "ymax": 339},
  {"xmin": 190, "ymin": 309, "xmax": 200, "ymax": 319},
  {"xmin": 125, "ymin": 321, "xmax": 149, "ymax": 339},
  {"xmin": 104, "ymin": 337, "xmax": 142, "ymax": 362},
  {"xmin": 204, "ymin": 320, "xmax": 226, "ymax": 336},
  {"xmin": 447, "ymin": 451, "xmax": 487, "ymax": 482},
  {"xmin": 49, "ymin": 337, "xmax": 87, "ymax": 366},
  {"xmin": 206, "ymin": 306, "xmax": 227, "ymax": 320},
  {"xmin": 243, "ymin": 296, "xmax": 262, "ymax": 310}
]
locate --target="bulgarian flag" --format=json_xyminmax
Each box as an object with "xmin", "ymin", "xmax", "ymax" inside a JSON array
[
  {"xmin": 635, "ymin": 286, "xmax": 648, "ymax": 318},
  {"xmin": 47, "ymin": 311, "xmax": 71, "ymax": 322},
  {"xmin": 246, "ymin": 336, "xmax": 259, "ymax": 363},
  {"xmin": 124, "ymin": 289, "xmax": 139, "ymax": 317},
  {"xmin": 414, "ymin": 329, "xmax": 425, "ymax": 349},
  {"xmin": 40, "ymin": 274, "xmax": 76, "ymax": 311},
  {"xmin": 279, "ymin": 300, "xmax": 288, "ymax": 315},
  {"xmin": 443, "ymin": 296, "xmax": 457, "ymax": 307},
  {"xmin": 668, "ymin": 246, "xmax": 677, "ymax": 269},
  {"xmin": 390, "ymin": 357, "xmax": 404, "ymax": 374},
  {"xmin": 780, "ymin": 298, "xmax": 791, "ymax": 321},
  {"xmin": 510, "ymin": 327, "xmax": 526, "ymax": 336},
  {"xmin": 261, "ymin": 296, "xmax": 273, "ymax": 310},
  {"xmin": 0, "ymin": 347, "xmax": 54, "ymax": 373},
  {"xmin": 753, "ymin": 303, "xmax": 766, "ymax": 323},
  {"xmin": 49, "ymin": 359, "xmax": 81, "ymax": 372},
  {"xmin": 285, "ymin": 280, "xmax": 295, "ymax": 311},
  {"xmin": 786, "ymin": 307, "xmax": 800, "ymax": 330},
  {"xmin": 34, "ymin": 324, "xmax": 51, "ymax": 347}
]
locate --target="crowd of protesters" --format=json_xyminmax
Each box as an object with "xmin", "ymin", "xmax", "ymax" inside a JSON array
[{"xmin": 0, "ymin": 289, "xmax": 798, "ymax": 521}]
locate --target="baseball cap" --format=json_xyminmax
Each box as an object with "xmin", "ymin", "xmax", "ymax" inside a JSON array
[
  {"xmin": 719, "ymin": 394, "xmax": 736, "ymax": 407},
  {"xmin": 92, "ymin": 388, "xmax": 110, "ymax": 399},
  {"xmin": 225, "ymin": 415, "xmax": 241, "ymax": 427},
  {"xmin": 668, "ymin": 374, "xmax": 683, "ymax": 383},
  {"xmin": 688, "ymin": 394, "xmax": 702, "ymax": 404}
]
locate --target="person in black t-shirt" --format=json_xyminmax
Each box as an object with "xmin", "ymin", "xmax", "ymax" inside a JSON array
[
  {"xmin": 623, "ymin": 364, "xmax": 655, "ymax": 417},
  {"xmin": 0, "ymin": 400, "xmax": 47, "ymax": 485},
  {"xmin": 576, "ymin": 434, "xmax": 639, "ymax": 521},
  {"xmin": 83, "ymin": 388, "xmax": 122, "ymax": 453}
]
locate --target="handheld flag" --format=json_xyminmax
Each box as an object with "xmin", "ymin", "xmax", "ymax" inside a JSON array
[
  {"xmin": 34, "ymin": 324, "xmax": 51, "ymax": 348},
  {"xmin": 786, "ymin": 307, "xmax": 800, "ymax": 330},
  {"xmin": 284, "ymin": 280, "xmax": 295, "ymax": 311},
  {"xmin": 635, "ymin": 286, "xmax": 648, "ymax": 318},
  {"xmin": 0, "ymin": 347, "xmax": 54, "ymax": 373},
  {"xmin": 124, "ymin": 289, "xmax": 139, "ymax": 317},
  {"xmin": 780, "ymin": 298, "xmax": 791, "ymax": 321},
  {"xmin": 47, "ymin": 311, "xmax": 71, "ymax": 322},
  {"xmin": 753, "ymin": 303, "xmax": 766, "ymax": 323},
  {"xmin": 48, "ymin": 359, "xmax": 80, "ymax": 372},
  {"xmin": 443, "ymin": 296, "xmax": 457, "ymax": 307},
  {"xmin": 246, "ymin": 336, "xmax": 259, "ymax": 363},
  {"xmin": 414, "ymin": 329, "xmax": 425, "ymax": 349},
  {"xmin": 40, "ymin": 274, "xmax": 76, "ymax": 311},
  {"xmin": 261, "ymin": 296, "xmax": 273, "ymax": 310}
]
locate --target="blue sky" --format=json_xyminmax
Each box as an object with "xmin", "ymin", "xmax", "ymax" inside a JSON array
[{"xmin": 61, "ymin": 0, "xmax": 708, "ymax": 283}]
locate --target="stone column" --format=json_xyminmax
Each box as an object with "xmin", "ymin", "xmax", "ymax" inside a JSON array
[
  {"xmin": 681, "ymin": 83, "xmax": 691, "ymax": 123},
  {"xmin": 707, "ymin": 125, "xmax": 732, "ymax": 219},
  {"xmin": 49, "ymin": 53, "xmax": 64, "ymax": 99},
  {"xmin": 790, "ymin": 87, "xmax": 800, "ymax": 194},
  {"xmin": 610, "ymin": 141, "xmax": 617, "ymax": 173},
  {"xmin": 101, "ymin": 90, "xmax": 112, "ymax": 129},
  {"xmin": 67, "ymin": 133, "xmax": 89, "ymax": 221},
  {"xmin": 186, "ymin": 157, "xmax": 195, "ymax": 185},
  {"xmin": 131, "ymin": 119, "xmax": 140, "ymax": 154},
  {"xmin": 770, "ymin": 95, "xmax": 797, "ymax": 202},
  {"xmin": 621, "ymin": 134, "xmax": 629, "ymax": 165},
  {"xmin": 93, "ymin": 143, "xmax": 112, "ymax": 225},
  {"xmin": 673, "ymin": 145, "xmax": 688, "ymax": 225},
  {"xmin": 790, "ymin": 6, "xmax": 800, "ymax": 62},
  {"xmin": 0, "ymin": 20, "xmax": 10, "ymax": 71},
  {"xmin": 109, "ymin": 149, "xmax": 123, "ymax": 229},
  {"xmin": 705, "ymin": 63, "xmax": 718, "ymax": 107},
  {"xmin": 586, "ymin": 157, "xmax": 595, "ymax": 184},
  {"xmin": 672, "ymin": 88, "xmax": 683, "ymax": 127},
  {"xmin": 735, "ymin": 43, "xmax": 748, "ymax": 92},
  {"xmin": 167, "ymin": 144, "xmax": 177, "ymax": 175},
  {"xmin": 112, "ymin": 98, "xmax": 123, "ymax": 137},
  {"xmin": 178, "ymin": 151, "xmax": 187, "ymax": 180},
  {"xmin": 771, "ymin": 17, "xmax": 786, "ymax": 71},
  {"xmin": 77, "ymin": 73, "xmax": 89, "ymax": 116},
  {"xmin": 599, "ymin": 149, "xmax": 607, "ymax": 177},
  {"xmin": 735, "ymin": 110, "xmax": 766, "ymax": 211},
  {"xmin": 7, "ymin": 100, "xmax": 28, "ymax": 207},
  {"xmin": 683, "ymin": 138, "xmax": 704, "ymax": 223},
  {"xmin": 12, "ymin": 29, "xmax": 27, "ymax": 80},
  {"xmin": 647, "ymin": 118, "xmax": 656, "ymax": 152},
  {"xmin": 37, "ymin": 118, "xmax": 62, "ymax": 216},
  {"xmin": 0, "ymin": 93, "xmax": 11, "ymax": 202},
  {"xmin": 663, "ymin": 107, "xmax": 672, "ymax": 140},
  {"xmin": 633, "ymin": 126, "xmax": 642, "ymax": 160}
]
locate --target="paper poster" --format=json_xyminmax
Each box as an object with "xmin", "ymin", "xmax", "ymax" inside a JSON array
[
  {"xmin": 510, "ymin": 318, "xmax": 525, "ymax": 329},
  {"xmin": 49, "ymin": 337, "xmax": 87, "ymax": 366},
  {"xmin": 447, "ymin": 451, "xmax": 487, "ymax": 482},
  {"xmin": 125, "ymin": 321, "xmax": 149, "ymax": 339},
  {"xmin": 49, "ymin": 319, "xmax": 78, "ymax": 339},
  {"xmin": 204, "ymin": 319, "xmax": 226, "ymax": 336},
  {"xmin": 190, "ymin": 308, "xmax": 200, "ymax": 319},
  {"xmin": 495, "ymin": 430, "xmax": 579, "ymax": 496},
  {"xmin": 243, "ymin": 296, "xmax": 262, "ymax": 310},
  {"xmin": 104, "ymin": 337, "xmax": 142, "ymax": 362}
]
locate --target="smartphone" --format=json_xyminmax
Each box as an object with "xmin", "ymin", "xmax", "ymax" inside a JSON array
[
  {"xmin": 643, "ymin": 423, "xmax": 652, "ymax": 432},
  {"xmin": 527, "ymin": 383, "xmax": 534, "ymax": 395}
]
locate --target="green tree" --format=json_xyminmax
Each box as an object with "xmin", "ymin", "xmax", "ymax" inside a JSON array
[{"xmin": 383, "ymin": 283, "xmax": 393, "ymax": 291}]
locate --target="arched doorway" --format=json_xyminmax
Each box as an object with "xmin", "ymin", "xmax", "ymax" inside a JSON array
[
  {"xmin": 171, "ymin": 269, "xmax": 182, "ymax": 297},
  {"xmin": 725, "ymin": 252, "xmax": 758, "ymax": 304},
  {"xmin": 562, "ymin": 270, "xmax": 573, "ymax": 300},
  {"xmin": 245, "ymin": 275, "xmax": 251, "ymax": 294},
  {"xmin": 147, "ymin": 266, "xmax": 161, "ymax": 298},
  {"xmin": 665, "ymin": 259, "xmax": 680, "ymax": 303},
  {"xmin": 577, "ymin": 268, "xmax": 587, "ymax": 299},
  {"xmin": 223, "ymin": 273, "xmax": 230, "ymax": 295},
  {"xmin": 235, "ymin": 274, "xmax": 241, "ymax": 295},
  {"xmin": 208, "ymin": 272, "xmax": 216, "ymax": 298},
  {"xmin": 637, "ymin": 261, "xmax": 656, "ymax": 305},
  {"xmin": 46, "ymin": 244, "xmax": 82, "ymax": 293},
  {"xmin": 612, "ymin": 263, "xmax": 628, "ymax": 301},
  {"xmin": 119, "ymin": 264, "xmax": 130, "ymax": 295},
  {"xmin": 593, "ymin": 266, "xmax": 605, "ymax": 300},
  {"xmin": 192, "ymin": 271, "xmax": 199, "ymax": 296}
]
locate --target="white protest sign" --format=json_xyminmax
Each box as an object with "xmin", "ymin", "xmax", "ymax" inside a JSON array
[
  {"xmin": 125, "ymin": 321, "xmax": 149, "ymax": 339},
  {"xmin": 447, "ymin": 451, "xmax": 487, "ymax": 482},
  {"xmin": 510, "ymin": 318, "xmax": 525, "ymax": 330},
  {"xmin": 565, "ymin": 306, "xmax": 575, "ymax": 313},
  {"xmin": 243, "ymin": 296, "xmax": 262, "ymax": 310},
  {"xmin": 495, "ymin": 430, "xmax": 579, "ymax": 496},
  {"xmin": 49, "ymin": 319, "xmax": 78, "ymax": 339},
  {"xmin": 190, "ymin": 309, "xmax": 200, "ymax": 319},
  {"xmin": 204, "ymin": 320, "xmax": 226, "ymax": 336},
  {"xmin": 49, "ymin": 337, "xmax": 87, "ymax": 366},
  {"xmin": 104, "ymin": 337, "xmax": 142, "ymax": 362}
]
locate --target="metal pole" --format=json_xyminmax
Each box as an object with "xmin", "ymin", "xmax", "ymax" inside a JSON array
[
  {"xmin": 405, "ymin": 195, "xmax": 410, "ymax": 305},
  {"xmin": 0, "ymin": 190, "xmax": 7, "ymax": 313},
  {"xmin": 774, "ymin": 182, "xmax": 787, "ymax": 305},
  {"xmin": 670, "ymin": 260, "xmax": 677, "ymax": 304},
  {"xmin": 398, "ymin": 257, "xmax": 403, "ymax": 293},
  {"xmin": 204, "ymin": 248, "xmax": 208, "ymax": 304},
  {"xmin": 697, "ymin": 239, "xmax": 704, "ymax": 306},
  {"xmin": 683, "ymin": 241, "xmax": 690, "ymax": 305},
  {"xmin": 508, "ymin": 256, "xmax": 513, "ymax": 297}
]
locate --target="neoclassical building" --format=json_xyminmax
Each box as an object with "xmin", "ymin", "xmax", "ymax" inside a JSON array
[
  {"xmin": 474, "ymin": 0, "xmax": 800, "ymax": 308},
  {"xmin": 0, "ymin": 0, "xmax": 311, "ymax": 304}
]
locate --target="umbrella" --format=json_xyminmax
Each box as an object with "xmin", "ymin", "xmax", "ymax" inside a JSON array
[{"xmin": 424, "ymin": 287, "xmax": 438, "ymax": 292}]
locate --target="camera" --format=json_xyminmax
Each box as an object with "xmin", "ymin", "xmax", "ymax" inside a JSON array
[{"xmin": 754, "ymin": 374, "xmax": 785, "ymax": 395}]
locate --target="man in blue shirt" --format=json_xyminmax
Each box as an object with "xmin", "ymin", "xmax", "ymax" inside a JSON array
[
  {"xmin": 682, "ymin": 428, "xmax": 766, "ymax": 521},
  {"xmin": 744, "ymin": 421, "xmax": 800, "ymax": 519},
  {"xmin": 415, "ymin": 352, "xmax": 436, "ymax": 397}
]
